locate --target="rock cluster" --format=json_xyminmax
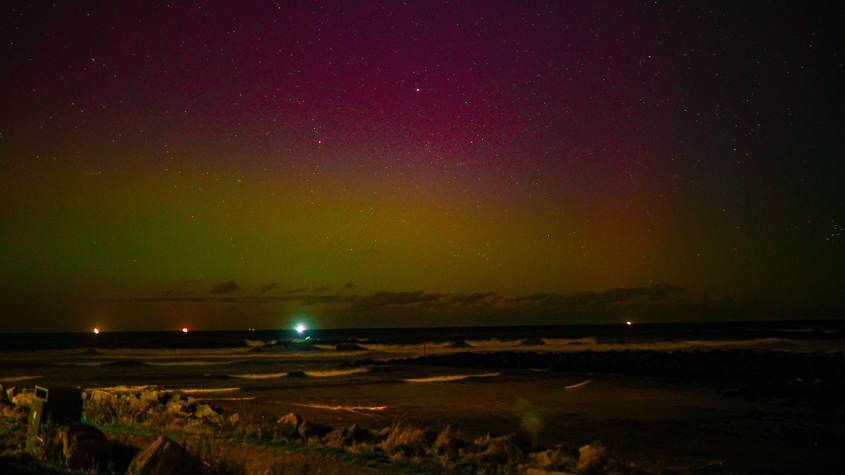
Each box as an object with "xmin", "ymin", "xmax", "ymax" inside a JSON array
[
  {"xmin": 83, "ymin": 386, "xmax": 224, "ymax": 426},
  {"xmin": 4, "ymin": 383, "xmax": 663, "ymax": 474}
]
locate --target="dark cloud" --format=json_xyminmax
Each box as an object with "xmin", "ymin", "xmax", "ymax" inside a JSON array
[
  {"xmin": 113, "ymin": 284, "xmax": 705, "ymax": 327},
  {"xmin": 354, "ymin": 291, "xmax": 445, "ymax": 308},
  {"xmin": 514, "ymin": 293, "xmax": 551, "ymax": 302},
  {"xmin": 210, "ymin": 281, "xmax": 240, "ymax": 294},
  {"xmin": 452, "ymin": 292, "xmax": 499, "ymax": 305},
  {"xmin": 260, "ymin": 283, "xmax": 278, "ymax": 293},
  {"xmin": 514, "ymin": 284, "xmax": 687, "ymax": 307}
]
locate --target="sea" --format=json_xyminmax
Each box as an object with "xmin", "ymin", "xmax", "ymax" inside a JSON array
[{"xmin": 2, "ymin": 320, "xmax": 844, "ymax": 397}]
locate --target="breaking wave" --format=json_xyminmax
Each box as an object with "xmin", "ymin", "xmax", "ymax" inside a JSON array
[{"xmin": 404, "ymin": 372, "xmax": 501, "ymax": 382}]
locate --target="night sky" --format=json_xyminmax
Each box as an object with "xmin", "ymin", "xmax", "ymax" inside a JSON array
[{"xmin": 1, "ymin": 0, "xmax": 843, "ymax": 332}]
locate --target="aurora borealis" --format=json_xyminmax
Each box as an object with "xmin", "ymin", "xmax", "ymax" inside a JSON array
[{"xmin": 1, "ymin": 1, "xmax": 842, "ymax": 332}]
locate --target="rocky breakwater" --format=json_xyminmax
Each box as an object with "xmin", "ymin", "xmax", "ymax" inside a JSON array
[
  {"xmin": 83, "ymin": 386, "xmax": 226, "ymax": 428},
  {"xmin": 5, "ymin": 384, "xmax": 678, "ymax": 474}
]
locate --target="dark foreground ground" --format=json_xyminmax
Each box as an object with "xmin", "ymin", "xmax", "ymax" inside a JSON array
[{"xmin": 2, "ymin": 348, "xmax": 844, "ymax": 474}]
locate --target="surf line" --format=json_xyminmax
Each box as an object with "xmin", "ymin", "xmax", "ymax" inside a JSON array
[
  {"xmin": 288, "ymin": 403, "xmax": 388, "ymax": 416},
  {"xmin": 565, "ymin": 379, "xmax": 592, "ymax": 389},
  {"xmin": 404, "ymin": 372, "xmax": 501, "ymax": 382},
  {"xmin": 180, "ymin": 387, "xmax": 242, "ymax": 393}
]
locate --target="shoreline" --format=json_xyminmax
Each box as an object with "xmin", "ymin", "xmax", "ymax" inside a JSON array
[{"xmin": 3, "ymin": 348, "xmax": 845, "ymax": 474}]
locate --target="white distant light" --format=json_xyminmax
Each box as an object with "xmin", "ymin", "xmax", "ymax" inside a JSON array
[
  {"xmin": 626, "ymin": 321, "xmax": 632, "ymax": 326},
  {"xmin": 94, "ymin": 328, "xmax": 99, "ymax": 334},
  {"xmin": 182, "ymin": 327, "xmax": 189, "ymax": 333},
  {"xmin": 295, "ymin": 324, "xmax": 306, "ymax": 334}
]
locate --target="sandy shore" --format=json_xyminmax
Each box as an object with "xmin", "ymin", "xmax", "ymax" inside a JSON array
[{"xmin": 205, "ymin": 367, "xmax": 844, "ymax": 474}]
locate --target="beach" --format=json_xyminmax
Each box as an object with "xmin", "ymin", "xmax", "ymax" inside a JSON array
[{"xmin": 2, "ymin": 325, "xmax": 845, "ymax": 473}]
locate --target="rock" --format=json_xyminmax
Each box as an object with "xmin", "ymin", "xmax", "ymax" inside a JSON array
[
  {"xmin": 529, "ymin": 446, "xmax": 574, "ymax": 471},
  {"xmin": 12, "ymin": 390, "xmax": 34, "ymax": 409},
  {"xmin": 576, "ymin": 443, "xmax": 607, "ymax": 474},
  {"xmin": 160, "ymin": 391, "xmax": 187, "ymax": 405},
  {"xmin": 474, "ymin": 435, "xmax": 525, "ymax": 465},
  {"xmin": 166, "ymin": 400, "xmax": 190, "ymax": 414},
  {"xmin": 382, "ymin": 426, "xmax": 437, "ymax": 456},
  {"xmin": 140, "ymin": 388, "xmax": 162, "ymax": 404},
  {"xmin": 60, "ymin": 423, "xmax": 112, "ymax": 470},
  {"xmin": 192, "ymin": 403, "xmax": 218, "ymax": 419},
  {"xmin": 126, "ymin": 436, "xmax": 200, "ymax": 475},
  {"xmin": 0, "ymin": 385, "xmax": 13, "ymax": 406},
  {"xmin": 278, "ymin": 412, "xmax": 303, "ymax": 431},
  {"xmin": 298, "ymin": 421, "xmax": 334, "ymax": 441}
]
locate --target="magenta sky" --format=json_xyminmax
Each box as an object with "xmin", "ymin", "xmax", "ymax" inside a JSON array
[{"xmin": 1, "ymin": 1, "xmax": 842, "ymax": 331}]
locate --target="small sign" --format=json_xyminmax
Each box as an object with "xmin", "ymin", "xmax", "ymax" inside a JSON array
[{"xmin": 34, "ymin": 386, "xmax": 48, "ymax": 401}]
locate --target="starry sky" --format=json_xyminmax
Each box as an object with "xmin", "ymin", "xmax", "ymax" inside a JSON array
[{"xmin": 1, "ymin": 0, "xmax": 843, "ymax": 332}]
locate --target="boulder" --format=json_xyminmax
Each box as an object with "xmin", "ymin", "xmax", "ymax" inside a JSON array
[
  {"xmin": 528, "ymin": 446, "xmax": 574, "ymax": 471},
  {"xmin": 125, "ymin": 436, "xmax": 200, "ymax": 475},
  {"xmin": 140, "ymin": 388, "xmax": 162, "ymax": 404},
  {"xmin": 473, "ymin": 435, "xmax": 525, "ymax": 465},
  {"xmin": 298, "ymin": 421, "xmax": 334, "ymax": 441},
  {"xmin": 278, "ymin": 412, "xmax": 303, "ymax": 431},
  {"xmin": 0, "ymin": 385, "xmax": 13, "ymax": 406},
  {"xmin": 576, "ymin": 443, "xmax": 607, "ymax": 474},
  {"xmin": 166, "ymin": 400, "xmax": 190, "ymax": 415},
  {"xmin": 60, "ymin": 423, "xmax": 112, "ymax": 470},
  {"xmin": 192, "ymin": 403, "xmax": 218, "ymax": 419},
  {"xmin": 381, "ymin": 426, "xmax": 437, "ymax": 457}
]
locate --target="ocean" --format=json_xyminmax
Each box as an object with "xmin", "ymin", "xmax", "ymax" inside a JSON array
[
  {"xmin": 3, "ymin": 320, "xmax": 845, "ymax": 474},
  {"xmin": 2, "ymin": 320, "xmax": 843, "ymax": 396}
]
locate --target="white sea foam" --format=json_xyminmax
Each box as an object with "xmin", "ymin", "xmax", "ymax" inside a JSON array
[
  {"xmin": 92, "ymin": 385, "xmax": 157, "ymax": 392},
  {"xmin": 180, "ymin": 387, "xmax": 241, "ymax": 393},
  {"xmin": 145, "ymin": 360, "xmax": 237, "ymax": 366},
  {"xmin": 244, "ymin": 339, "xmax": 276, "ymax": 347},
  {"xmin": 0, "ymin": 375, "xmax": 42, "ymax": 382},
  {"xmin": 565, "ymin": 379, "xmax": 592, "ymax": 389},
  {"xmin": 291, "ymin": 403, "xmax": 387, "ymax": 411},
  {"xmin": 204, "ymin": 396, "xmax": 255, "ymax": 401},
  {"xmin": 229, "ymin": 367, "xmax": 370, "ymax": 379},
  {"xmin": 229, "ymin": 372, "xmax": 289, "ymax": 379},
  {"xmin": 303, "ymin": 367, "xmax": 369, "ymax": 377},
  {"xmin": 404, "ymin": 372, "xmax": 501, "ymax": 382}
]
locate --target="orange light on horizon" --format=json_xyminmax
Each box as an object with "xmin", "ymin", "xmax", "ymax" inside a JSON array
[
  {"xmin": 94, "ymin": 328, "xmax": 99, "ymax": 334},
  {"xmin": 182, "ymin": 327, "xmax": 188, "ymax": 333}
]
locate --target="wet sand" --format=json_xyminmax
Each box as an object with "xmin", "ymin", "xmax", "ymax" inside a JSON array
[{"xmin": 210, "ymin": 368, "xmax": 844, "ymax": 474}]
